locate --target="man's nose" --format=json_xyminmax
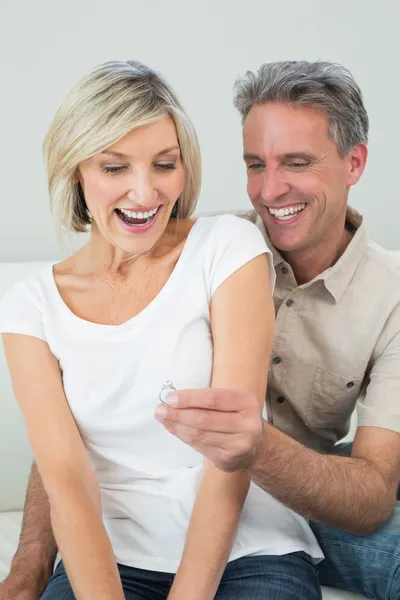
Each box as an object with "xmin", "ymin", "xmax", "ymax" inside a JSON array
[{"xmin": 260, "ymin": 168, "xmax": 291, "ymax": 203}]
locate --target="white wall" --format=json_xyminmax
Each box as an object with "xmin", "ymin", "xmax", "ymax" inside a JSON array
[{"xmin": 1, "ymin": 0, "xmax": 398, "ymax": 261}]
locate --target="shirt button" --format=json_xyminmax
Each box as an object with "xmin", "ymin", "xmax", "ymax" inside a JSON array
[
  {"xmin": 346, "ymin": 381, "xmax": 355, "ymax": 389},
  {"xmin": 281, "ymin": 267, "xmax": 289, "ymax": 275},
  {"xmin": 272, "ymin": 356, "xmax": 282, "ymax": 365},
  {"xmin": 276, "ymin": 396, "xmax": 285, "ymax": 404},
  {"xmin": 286, "ymin": 299, "xmax": 294, "ymax": 307}
]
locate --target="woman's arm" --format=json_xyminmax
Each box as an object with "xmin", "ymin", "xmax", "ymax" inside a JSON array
[
  {"xmin": 168, "ymin": 253, "xmax": 274, "ymax": 600},
  {"xmin": 2, "ymin": 333, "xmax": 125, "ymax": 600}
]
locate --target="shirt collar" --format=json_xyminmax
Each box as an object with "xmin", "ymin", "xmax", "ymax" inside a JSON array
[{"xmin": 255, "ymin": 206, "xmax": 367, "ymax": 304}]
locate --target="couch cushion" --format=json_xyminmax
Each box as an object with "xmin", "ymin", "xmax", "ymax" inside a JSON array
[
  {"xmin": 321, "ymin": 588, "xmax": 366, "ymax": 600},
  {"xmin": 0, "ymin": 511, "xmax": 22, "ymax": 580}
]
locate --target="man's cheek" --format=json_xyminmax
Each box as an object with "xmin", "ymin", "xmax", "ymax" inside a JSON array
[{"xmin": 247, "ymin": 182, "xmax": 260, "ymax": 204}]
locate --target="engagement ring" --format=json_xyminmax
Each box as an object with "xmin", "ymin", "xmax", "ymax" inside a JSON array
[{"xmin": 159, "ymin": 381, "xmax": 176, "ymax": 404}]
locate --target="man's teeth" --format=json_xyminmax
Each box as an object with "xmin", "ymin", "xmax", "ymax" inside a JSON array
[
  {"xmin": 269, "ymin": 204, "xmax": 306, "ymax": 220},
  {"xmin": 119, "ymin": 207, "xmax": 159, "ymax": 219}
]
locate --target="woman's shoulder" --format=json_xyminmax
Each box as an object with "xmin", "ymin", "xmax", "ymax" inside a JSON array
[
  {"xmin": 192, "ymin": 214, "xmax": 272, "ymax": 297},
  {"xmin": 0, "ymin": 264, "xmax": 55, "ymax": 338},
  {"xmin": 194, "ymin": 213, "xmax": 267, "ymax": 248},
  {"xmin": 0, "ymin": 264, "xmax": 54, "ymax": 315}
]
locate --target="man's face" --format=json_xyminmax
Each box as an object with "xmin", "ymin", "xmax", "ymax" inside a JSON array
[{"xmin": 242, "ymin": 102, "xmax": 366, "ymax": 253}]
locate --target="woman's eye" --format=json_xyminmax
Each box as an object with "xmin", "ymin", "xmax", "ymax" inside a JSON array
[
  {"xmin": 155, "ymin": 163, "xmax": 176, "ymax": 170},
  {"xmin": 103, "ymin": 165, "xmax": 127, "ymax": 174}
]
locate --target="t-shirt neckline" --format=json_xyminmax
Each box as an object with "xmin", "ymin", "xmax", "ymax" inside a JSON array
[{"xmin": 48, "ymin": 218, "xmax": 204, "ymax": 332}]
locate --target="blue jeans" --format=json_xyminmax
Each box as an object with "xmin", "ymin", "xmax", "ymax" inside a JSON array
[
  {"xmin": 310, "ymin": 442, "xmax": 400, "ymax": 599},
  {"xmin": 41, "ymin": 553, "xmax": 321, "ymax": 600}
]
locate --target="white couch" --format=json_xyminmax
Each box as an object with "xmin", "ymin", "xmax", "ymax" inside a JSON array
[{"xmin": 0, "ymin": 259, "xmax": 383, "ymax": 599}]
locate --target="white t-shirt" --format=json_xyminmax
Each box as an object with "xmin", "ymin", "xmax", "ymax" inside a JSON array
[{"xmin": 0, "ymin": 214, "xmax": 323, "ymax": 572}]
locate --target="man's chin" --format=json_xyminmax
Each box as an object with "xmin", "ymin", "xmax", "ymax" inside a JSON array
[
  {"xmin": 268, "ymin": 230, "xmax": 308, "ymax": 254},
  {"xmin": 262, "ymin": 212, "xmax": 312, "ymax": 254}
]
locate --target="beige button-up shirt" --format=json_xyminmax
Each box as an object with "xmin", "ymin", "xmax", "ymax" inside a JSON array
[{"xmin": 252, "ymin": 207, "xmax": 400, "ymax": 452}]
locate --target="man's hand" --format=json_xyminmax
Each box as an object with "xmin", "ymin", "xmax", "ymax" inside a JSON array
[
  {"xmin": 0, "ymin": 543, "xmax": 53, "ymax": 600},
  {"xmin": 0, "ymin": 571, "xmax": 43, "ymax": 600},
  {"xmin": 154, "ymin": 388, "xmax": 264, "ymax": 471}
]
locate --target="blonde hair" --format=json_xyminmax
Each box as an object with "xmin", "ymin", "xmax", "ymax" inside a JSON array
[{"xmin": 43, "ymin": 60, "xmax": 202, "ymax": 233}]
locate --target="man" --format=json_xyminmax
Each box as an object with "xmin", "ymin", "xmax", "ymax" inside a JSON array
[
  {"xmin": 155, "ymin": 61, "xmax": 400, "ymax": 600},
  {"xmin": 1, "ymin": 61, "xmax": 400, "ymax": 600}
]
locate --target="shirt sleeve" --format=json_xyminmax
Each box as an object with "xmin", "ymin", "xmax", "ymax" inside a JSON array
[
  {"xmin": 0, "ymin": 279, "xmax": 46, "ymax": 341},
  {"xmin": 356, "ymin": 303, "xmax": 400, "ymax": 432},
  {"xmin": 207, "ymin": 214, "xmax": 275, "ymax": 297}
]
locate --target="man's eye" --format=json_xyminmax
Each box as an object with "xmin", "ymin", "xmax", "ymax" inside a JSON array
[
  {"xmin": 103, "ymin": 166, "xmax": 127, "ymax": 174},
  {"xmin": 247, "ymin": 163, "xmax": 264, "ymax": 170},
  {"xmin": 288, "ymin": 162, "xmax": 308, "ymax": 169}
]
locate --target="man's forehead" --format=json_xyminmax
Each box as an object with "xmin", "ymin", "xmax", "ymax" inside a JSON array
[{"xmin": 242, "ymin": 102, "xmax": 330, "ymax": 153}]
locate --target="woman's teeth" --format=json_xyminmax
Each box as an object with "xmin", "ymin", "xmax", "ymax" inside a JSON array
[
  {"xmin": 119, "ymin": 207, "xmax": 158, "ymax": 220},
  {"xmin": 116, "ymin": 206, "xmax": 159, "ymax": 226},
  {"xmin": 269, "ymin": 203, "xmax": 306, "ymax": 221}
]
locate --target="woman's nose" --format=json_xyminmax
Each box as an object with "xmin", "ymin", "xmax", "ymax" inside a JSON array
[{"xmin": 126, "ymin": 175, "xmax": 156, "ymax": 207}]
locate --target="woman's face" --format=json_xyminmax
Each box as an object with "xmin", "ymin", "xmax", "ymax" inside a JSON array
[{"xmin": 77, "ymin": 115, "xmax": 185, "ymax": 256}]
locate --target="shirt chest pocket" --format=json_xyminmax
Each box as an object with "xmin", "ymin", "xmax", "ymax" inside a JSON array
[{"xmin": 306, "ymin": 366, "xmax": 363, "ymax": 429}]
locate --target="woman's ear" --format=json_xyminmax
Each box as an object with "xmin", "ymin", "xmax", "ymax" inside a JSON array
[
  {"xmin": 171, "ymin": 198, "xmax": 180, "ymax": 218},
  {"xmin": 72, "ymin": 168, "xmax": 82, "ymax": 185}
]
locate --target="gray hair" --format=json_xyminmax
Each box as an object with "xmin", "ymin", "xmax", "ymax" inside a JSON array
[
  {"xmin": 233, "ymin": 61, "xmax": 369, "ymax": 156},
  {"xmin": 43, "ymin": 60, "xmax": 201, "ymax": 234}
]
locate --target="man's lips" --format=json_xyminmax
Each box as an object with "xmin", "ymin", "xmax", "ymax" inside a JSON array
[{"xmin": 265, "ymin": 202, "xmax": 307, "ymax": 223}]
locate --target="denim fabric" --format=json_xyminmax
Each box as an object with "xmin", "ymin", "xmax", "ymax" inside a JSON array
[
  {"xmin": 311, "ymin": 441, "xmax": 400, "ymax": 599},
  {"xmin": 215, "ymin": 553, "xmax": 321, "ymax": 600},
  {"xmin": 40, "ymin": 553, "xmax": 321, "ymax": 600}
]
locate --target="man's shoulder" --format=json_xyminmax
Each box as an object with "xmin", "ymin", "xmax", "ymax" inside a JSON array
[{"xmin": 362, "ymin": 239, "xmax": 400, "ymax": 283}]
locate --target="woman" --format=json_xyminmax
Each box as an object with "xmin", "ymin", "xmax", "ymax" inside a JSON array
[{"xmin": 0, "ymin": 61, "xmax": 322, "ymax": 599}]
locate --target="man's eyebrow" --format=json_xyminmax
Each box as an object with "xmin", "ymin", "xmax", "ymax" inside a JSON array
[
  {"xmin": 243, "ymin": 152, "xmax": 318, "ymax": 162},
  {"xmin": 280, "ymin": 152, "xmax": 317, "ymax": 161},
  {"xmin": 100, "ymin": 145, "xmax": 180, "ymax": 159},
  {"xmin": 243, "ymin": 153, "xmax": 264, "ymax": 162}
]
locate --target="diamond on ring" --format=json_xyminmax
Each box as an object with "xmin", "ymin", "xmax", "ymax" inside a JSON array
[{"xmin": 159, "ymin": 381, "xmax": 176, "ymax": 404}]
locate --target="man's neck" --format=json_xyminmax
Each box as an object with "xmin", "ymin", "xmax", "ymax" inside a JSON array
[{"xmin": 281, "ymin": 219, "xmax": 354, "ymax": 285}]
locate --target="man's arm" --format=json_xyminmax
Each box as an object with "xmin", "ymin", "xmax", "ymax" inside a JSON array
[
  {"xmin": 156, "ymin": 390, "xmax": 400, "ymax": 536},
  {"xmin": 0, "ymin": 462, "xmax": 57, "ymax": 599},
  {"xmin": 249, "ymin": 422, "xmax": 400, "ymax": 535}
]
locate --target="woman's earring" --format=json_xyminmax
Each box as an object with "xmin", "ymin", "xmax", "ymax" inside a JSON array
[{"xmin": 159, "ymin": 381, "xmax": 176, "ymax": 404}]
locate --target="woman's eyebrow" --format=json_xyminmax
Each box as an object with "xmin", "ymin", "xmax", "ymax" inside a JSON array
[
  {"xmin": 154, "ymin": 145, "xmax": 181, "ymax": 157},
  {"xmin": 100, "ymin": 150, "xmax": 129, "ymax": 158},
  {"xmin": 100, "ymin": 146, "xmax": 180, "ymax": 159}
]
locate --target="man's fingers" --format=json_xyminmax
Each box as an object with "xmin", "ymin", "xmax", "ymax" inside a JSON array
[
  {"xmin": 164, "ymin": 387, "xmax": 254, "ymax": 412},
  {"xmin": 162, "ymin": 419, "xmax": 229, "ymax": 449},
  {"xmin": 155, "ymin": 404, "xmax": 250, "ymax": 433},
  {"xmin": 161, "ymin": 420, "xmax": 259, "ymax": 472}
]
